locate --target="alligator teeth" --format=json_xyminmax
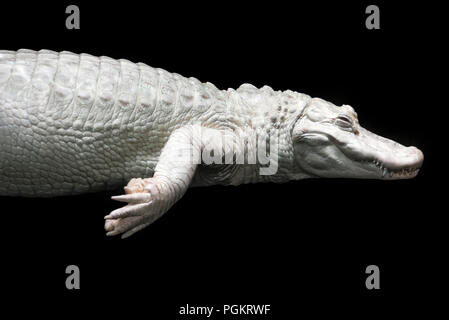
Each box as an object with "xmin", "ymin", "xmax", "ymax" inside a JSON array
[{"xmin": 364, "ymin": 159, "xmax": 419, "ymax": 178}]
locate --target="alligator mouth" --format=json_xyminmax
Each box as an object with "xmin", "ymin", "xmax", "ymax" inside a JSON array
[{"xmin": 360, "ymin": 159, "xmax": 421, "ymax": 179}]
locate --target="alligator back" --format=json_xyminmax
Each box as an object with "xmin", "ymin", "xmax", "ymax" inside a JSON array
[{"xmin": 0, "ymin": 49, "xmax": 227, "ymax": 196}]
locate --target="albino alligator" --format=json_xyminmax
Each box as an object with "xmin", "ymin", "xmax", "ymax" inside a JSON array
[{"xmin": 0, "ymin": 49, "xmax": 424, "ymax": 238}]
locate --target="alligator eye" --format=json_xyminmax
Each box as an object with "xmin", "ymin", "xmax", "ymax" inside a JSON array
[{"xmin": 335, "ymin": 114, "xmax": 353, "ymax": 131}]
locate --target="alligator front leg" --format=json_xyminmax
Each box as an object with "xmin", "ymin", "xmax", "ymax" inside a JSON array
[{"xmin": 104, "ymin": 125, "xmax": 233, "ymax": 238}]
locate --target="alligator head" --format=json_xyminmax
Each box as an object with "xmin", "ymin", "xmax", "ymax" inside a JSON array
[{"xmin": 292, "ymin": 98, "xmax": 423, "ymax": 179}]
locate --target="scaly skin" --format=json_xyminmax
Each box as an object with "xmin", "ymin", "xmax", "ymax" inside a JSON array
[{"xmin": 0, "ymin": 49, "xmax": 424, "ymax": 238}]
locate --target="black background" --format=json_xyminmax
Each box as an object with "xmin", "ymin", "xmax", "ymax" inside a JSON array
[{"xmin": 0, "ymin": 1, "xmax": 445, "ymax": 318}]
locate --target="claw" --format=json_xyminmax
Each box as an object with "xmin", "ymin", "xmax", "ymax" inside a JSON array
[
  {"xmin": 105, "ymin": 216, "xmax": 143, "ymax": 236},
  {"xmin": 104, "ymin": 202, "xmax": 152, "ymax": 220},
  {"xmin": 104, "ymin": 219, "xmax": 116, "ymax": 231},
  {"xmin": 111, "ymin": 193, "xmax": 152, "ymax": 203}
]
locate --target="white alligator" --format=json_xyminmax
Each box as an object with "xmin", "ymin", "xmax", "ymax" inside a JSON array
[{"xmin": 0, "ymin": 49, "xmax": 423, "ymax": 238}]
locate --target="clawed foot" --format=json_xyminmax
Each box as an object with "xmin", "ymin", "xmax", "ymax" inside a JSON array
[{"xmin": 104, "ymin": 178, "xmax": 167, "ymax": 238}]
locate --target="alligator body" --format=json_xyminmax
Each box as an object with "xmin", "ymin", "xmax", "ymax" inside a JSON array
[{"xmin": 0, "ymin": 49, "xmax": 423, "ymax": 238}]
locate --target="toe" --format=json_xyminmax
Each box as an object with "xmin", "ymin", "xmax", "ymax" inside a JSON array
[
  {"xmin": 111, "ymin": 193, "xmax": 152, "ymax": 204},
  {"xmin": 104, "ymin": 219, "xmax": 116, "ymax": 232},
  {"xmin": 105, "ymin": 216, "xmax": 142, "ymax": 236},
  {"xmin": 121, "ymin": 222, "xmax": 151, "ymax": 239},
  {"xmin": 105, "ymin": 202, "xmax": 152, "ymax": 220}
]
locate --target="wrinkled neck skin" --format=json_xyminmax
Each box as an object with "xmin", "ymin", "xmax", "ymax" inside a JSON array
[{"xmin": 209, "ymin": 85, "xmax": 314, "ymax": 186}]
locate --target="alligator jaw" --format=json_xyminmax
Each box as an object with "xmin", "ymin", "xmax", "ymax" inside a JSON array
[
  {"xmin": 360, "ymin": 159, "xmax": 421, "ymax": 179},
  {"xmin": 359, "ymin": 146, "xmax": 424, "ymax": 180}
]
